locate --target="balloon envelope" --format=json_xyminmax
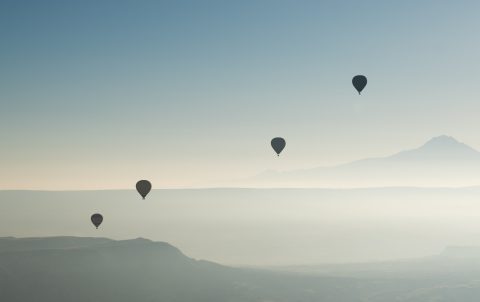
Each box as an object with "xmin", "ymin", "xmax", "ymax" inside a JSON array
[
  {"xmin": 352, "ymin": 75, "xmax": 367, "ymax": 94},
  {"xmin": 271, "ymin": 137, "xmax": 286, "ymax": 156},
  {"xmin": 136, "ymin": 180, "xmax": 152, "ymax": 199},
  {"xmin": 91, "ymin": 213, "xmax": 103, "ymax": 229}
]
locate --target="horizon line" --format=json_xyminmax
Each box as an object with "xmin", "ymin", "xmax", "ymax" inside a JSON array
[{"xmin": 3, "ymin": 185, "xmax": 480, "ymax": 192}]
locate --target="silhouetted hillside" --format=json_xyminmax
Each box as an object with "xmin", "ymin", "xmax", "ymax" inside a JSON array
[
  {"xmin": 4, "ymin": 237, "xmax": 480, "ymax": 301},
  {"xmin": 0, "ymin": 237, "xmax": 364, "ymax": 302}
]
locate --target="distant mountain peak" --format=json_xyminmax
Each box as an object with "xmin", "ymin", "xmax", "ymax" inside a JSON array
[
  {"xmin": 385, "ymin": 135, "xmax": 480, "ymax": 162},
  {"xmin": 421, "ymin": 135, "xmax": 468, "ymax": 148},
  {"xmin": 245, "ymin": 135, "xmax": 480, "ymax": 188}
]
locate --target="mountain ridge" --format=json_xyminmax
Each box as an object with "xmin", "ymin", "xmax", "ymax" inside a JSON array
[
  {"xmin": 0, "ymin": 236, "xmax": 367, "ymax": 302},
  {"xmin": 316, "ymin": 135, "xmax": 480, "ymax": 169},
  {"xmin": 245, "ymin": 135, "xmax": 480, "ymax": 188}
]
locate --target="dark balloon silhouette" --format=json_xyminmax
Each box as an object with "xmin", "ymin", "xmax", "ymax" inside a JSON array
[
  {"xmin": 352, "ymin": 75, "xmax": 367, "ymax": 94},
  {"xmin": 271, "ymin": 137, "xmax": 286, "ymax": 156},
  {"xmin": 91, "ymin": 213, "xmax": 103, "ymax": 229},
  {"xmin": 136, "ymin": 180, "xmax": 152, "ymax": 199}
]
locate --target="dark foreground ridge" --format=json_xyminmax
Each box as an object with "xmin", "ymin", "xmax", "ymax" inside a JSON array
[{"xmin": 2, "ymin": 237, "xmax": 480, "ymax": 301}]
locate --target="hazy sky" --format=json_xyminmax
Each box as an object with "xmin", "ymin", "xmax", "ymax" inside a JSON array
[{"xmin": 2, "ymin": 0, "xmax": 480, "ymax": 189}]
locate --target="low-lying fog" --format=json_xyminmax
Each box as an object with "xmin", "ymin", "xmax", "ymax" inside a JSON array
[{"xmin": 1, "ymin": 188, "xmax": 480, "ymax": 266}]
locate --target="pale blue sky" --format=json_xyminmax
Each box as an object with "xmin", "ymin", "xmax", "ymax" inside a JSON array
[{"xmin": 2, "ymin": 0, "xmax": 480, "ymax": 189}]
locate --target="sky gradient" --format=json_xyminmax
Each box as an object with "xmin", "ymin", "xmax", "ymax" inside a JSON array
[{"xmin": 2, "ymin": 0, "xmax": 480, "ymax": 189}]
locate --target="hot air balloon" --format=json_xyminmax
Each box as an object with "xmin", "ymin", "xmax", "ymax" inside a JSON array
[
  {"xmin": 136, "ymin": 180, "xmax": 152, "ymax": 199},
  {"xmin": 91, "ymin": 213, "xmax": 103, "ymax": 229},
  {"xmin": 271, "ymin": 137, "xmax": 286, "ymax": 156},
  {"xmin": 352, "ymin": 75, "xmax": 367, "ymax": 94}
]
